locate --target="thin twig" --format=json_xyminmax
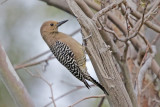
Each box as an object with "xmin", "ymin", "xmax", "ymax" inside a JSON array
[
  {"xmin": 151, "ymin": 34, "xmax": 160, "ymax": 45},
  {"xmin": 136, "ymin": 2, "xmax": 157, "ymax": 102},
  {"xmin": 137, "ymin": 45, "xmax": 157, "ymax": 105},
  {"xmin": 103, "ymin": 26, "xmax": 126, "ymax": 42},
  {"xmin": 20, "ymin": 50, "xmax": 51, "ymax": 65},
  {"xmin": 44, "ymin": 84, "xmax": 95, "ymax": 107},
  {"xmin": 127, "ymin": 0, "xmax": 160, "ymax": 33},
  {"xmin": 138, "ymin": 32, "xmax": 152, "ymax": 52},
  {"xmin": 125, "ymin": 6, "xmax": 131, "ymax": 37},
  {"xmin": 43, "ymin": 53, "xmax": 53, "ymax": 72},
  {"xmin": 140, "ymin": 34, "xmax": 160, "ymax": 67},
  {"xmin": 99, "ymin": 2, "xmax": 149, "ymax": 42},
  {"xmin": 127, "ymin": 2, "xmax": 149, "ymax": 41},
  {"xmin": 93, "ymin": 0, "xmax": 124, "ymax": 21},
  {"xmin": 14, "ymin": 57, "xmax": 55, "ymax": 70},
  {"xmin": 25, "ymin": 69, "xmax": 57, "ymax": 107},
  {"xmin": 97, "ymin": 97, "xmax": 105, "ymax": 107},
  {"xmin": 68, "ymin": 95, "xmax": 105, "ymax": 107},
  {"xmin": 139, "ymin": 44, "xmax": 150, "ymax": 67},
  {"xmin": 141, "ymin": 80, "xmax": 153, "ymax": 93},
  {"xmin": 61, "ymin": 80, "xmax": 95, "ymax": 87}
]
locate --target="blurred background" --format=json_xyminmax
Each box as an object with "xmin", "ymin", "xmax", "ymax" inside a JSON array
[{"xmin": 0, "ymin": 0, "xmax": 109, "ymax": 107}]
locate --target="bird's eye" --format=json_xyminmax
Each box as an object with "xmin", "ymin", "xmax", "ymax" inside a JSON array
[{"xmin": 50, "ymin": 23, "xmax": 54, "ymax": 26}]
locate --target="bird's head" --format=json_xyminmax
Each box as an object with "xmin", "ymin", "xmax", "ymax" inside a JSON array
[{"xmin": 40, "ymin": 20, "xmax": 68, "ymax": 37}]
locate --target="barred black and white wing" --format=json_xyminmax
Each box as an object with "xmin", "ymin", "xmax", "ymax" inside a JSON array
[{"xmin": 50, "ymin": 41, "xmax": 90, "ymax": 89}]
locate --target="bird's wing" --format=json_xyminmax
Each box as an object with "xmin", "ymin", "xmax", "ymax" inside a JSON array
[
  {"xmin": 50, "ymin": 41, "xmax": 90, "ymax": 88},
  {"xmin": 58, "ymin": 36, "xmax": 89, "ymax": 76}
]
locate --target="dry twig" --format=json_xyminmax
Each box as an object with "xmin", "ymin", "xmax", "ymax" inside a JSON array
[
  {"xmin": 14, "ymin": 56, "xmax": 55, "ymax": 70},
  {"xmin": 128, "ymin": 0, "xmax": 160, "ymax": 33},
  {"xmin": 68, "ymin": 95, "xmax": 105, "ymax": 107},
  {"xmin": 25, "ymin": 69, "xmax": 57, "ymax": 107},
  {"xmin": 97, "ymin": 97, "xmax": 105, "ymax": 107},
  {"xmin": 93, "ymin": 0, "xmax": 124, "ymax": 21},
  {"xmin": 44, "ymin": 84, "xmax": 95, "ymax": 107}
]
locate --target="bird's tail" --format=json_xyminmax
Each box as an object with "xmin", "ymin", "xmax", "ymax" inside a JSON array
[
  {"xmin": 89, "ymin": 76, "xmax": 109, "ymax": 95},
  {"xmin": 83, "ymin": 79, "xmax": 91, "ymax": 89}
]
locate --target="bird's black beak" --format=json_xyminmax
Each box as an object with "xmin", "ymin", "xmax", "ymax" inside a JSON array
[{"xmin": 57, "ymin": 20, "xmax": 68, "ymax": 27}]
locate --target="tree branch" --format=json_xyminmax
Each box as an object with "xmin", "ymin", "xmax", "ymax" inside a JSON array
[
  {"xmin": 126, "ymin": 0, "xmax": 160, "ymax": 33},
  {"xmin": 0, "ymin": 43, "xmax": 34, "ymax": 107},
  {"xmin": 26, "ymin": 69, "xmax": 56, "ymax": 107},
  {"xmin": 66, "ymin": 0, "xmax": 133, "ymax": 106},
  {"xmin": 69, "ymin": 95, "xmax": 105, "ymax": 107},
  {"xmin": 14, "ymin": 56, "xmax": 54, "ymax": 70}
]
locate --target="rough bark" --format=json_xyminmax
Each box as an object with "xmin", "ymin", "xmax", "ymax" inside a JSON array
[{"xmin": 66, "ymin": 0, "xmax": 133, "ymax": 107}]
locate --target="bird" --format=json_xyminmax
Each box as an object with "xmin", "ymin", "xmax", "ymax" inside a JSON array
[{"xmin": 40, "ymin": 20, "xmax": 109, "ymax": 95}]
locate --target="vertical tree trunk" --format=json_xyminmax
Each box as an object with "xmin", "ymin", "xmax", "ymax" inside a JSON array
[{"xmin": 67, "ymin": 0, "xmax": 133, "ymax": 106}]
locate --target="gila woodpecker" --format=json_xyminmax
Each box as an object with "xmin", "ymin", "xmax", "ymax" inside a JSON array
[{"xmin": 40, "ymin": 20, "xmax": 109, "ymax": 95}]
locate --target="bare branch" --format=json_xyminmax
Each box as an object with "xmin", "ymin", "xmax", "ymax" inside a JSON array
[
  {"xmin": 14, "ymin": 56, "xmax": 55, "ymax": 70},
  {"xmin": 69, "ymin": 95, "xmax": 105, "ymax": 107},
  {"xmin": 44, "ymin": 84, "xmax": 95, "ymax": 107},
  {"xmin": 98, "ymin": 1, "xmax": 148, "ymax": 43},
  {"xmin": 0, "ymin": 43, "xmax": 34, "ymax": 107},
  {"xmin": 25, "ymin": 69, "xmax": 56, "ymax": 107},
  {"xmin": 138, "ymin": 45, "xmax": 157, "ymax": 96},
  {"xmin": 151, "ymin": 34, "xmax": 160, "ymax": 45},
  {"xmin": 127, "ymin": 0, "xmax": 160, "ymax": 33},
  {"xmin": 97, "ymin": 97, "xmax": 105, "ymax": 107},
  {"xmin": 126, "ymin": 2, "xmax": 149, "ymax": 40},
  {"xmin": 20, "ymin": 50, "xmax": 51, "ymax": 65},
  {"xmin": 93, "ymin": 0, "xmax": 124, "ymax": 21}
]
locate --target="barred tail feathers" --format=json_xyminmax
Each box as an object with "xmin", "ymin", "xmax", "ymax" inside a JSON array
[
  {"xmin": 89, "ymin": 76, "xmax": 109, "ymax": 95},
  {"xmin": 83, "ymin": 79, "xmax": 91, "ymax": 89}
]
